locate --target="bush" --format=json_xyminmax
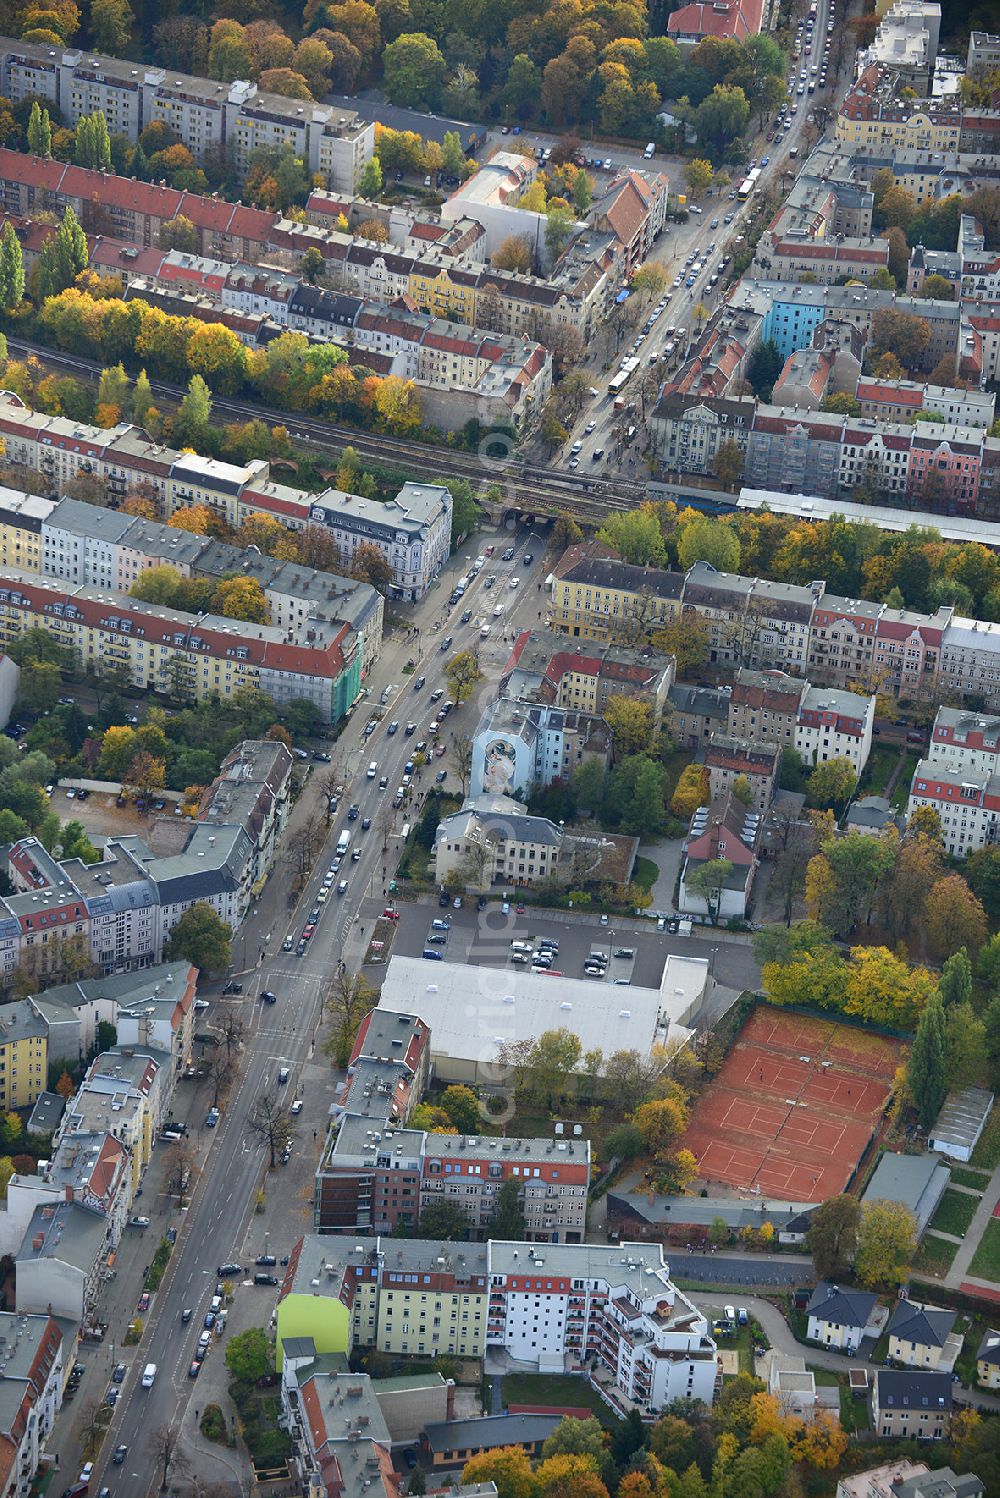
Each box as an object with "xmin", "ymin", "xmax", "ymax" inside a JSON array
[
  {"xmin": 145, "ymin": 1235, "xmax": 173, "ymax": 1291},
  {"xmin": 200, "ymin": 1405, "xmax": 228, "ymax": 1443}
]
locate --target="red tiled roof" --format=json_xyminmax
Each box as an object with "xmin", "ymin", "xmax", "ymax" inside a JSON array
[{"xmin": 667, "ymin": 0, "xmax": 763, "ymax": 38}]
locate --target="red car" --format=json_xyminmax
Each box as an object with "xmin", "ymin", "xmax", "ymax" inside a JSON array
[
  {"xmin": 137, "ymin": 1292, "xmax": 150, "ymax": 1312},
  {"xmin": 382, "ymin": 909, "xmax": 400, "ymax": 922},
  {"xmin": 302, "ymin": 923, "xmax": 315, "ymax": 940},
  {"xmin": 515, "ymin": 904, "xmax": 525, "ymax": 914}
]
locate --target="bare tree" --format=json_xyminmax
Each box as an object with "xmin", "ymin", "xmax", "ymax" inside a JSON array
[
  {"xmin": 450, "ymin": 734, "xmax": 474, "ymax": 797},
  {"xmin": 218, "ymin": 1011, "xmax": 245, "ymax": 1065},
  {"xmin": 207, "ymin": 1048, "xmax": 232, "ymax": 1107},
  {"xmin": 151, "ymin": 1423, "xmax": 190, "ymax": 1490},
  {"xmin": 459, "ymin": 839, "xmax": 494, "ymax": 891},
  {"xmin": 324, "ymin": 970, "xmax": 379, "ymax": 1067},
  {"xmin": 318, "ymin": 766, "xmax": 343, "ymax": 826},
  {"xmin": 79, "ymin": 1400, "xmax": 112, "ymax": 1460},
  {"xmin": 378, "ymin": 806, "xmax": 396, "ymax": 854},
  {"xmin": 284, "ymin": 824, "xmax": 319, "ymax": 890},
  {"xmin": 164, "ymin": 1141, "xmax": 196, "ymax": 1204},
  {"xmin": 248, "ymin": 1093, "xmax": 293, "ymax": 1169}
]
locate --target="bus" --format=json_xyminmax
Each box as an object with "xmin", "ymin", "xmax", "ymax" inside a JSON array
[
  {"xmin": 607, "ymin": 357, "xmax": 640, "ymax": 397},
  {"xmin": 737, "ymin": 166, "xmax": 762, "ymax": 201}
]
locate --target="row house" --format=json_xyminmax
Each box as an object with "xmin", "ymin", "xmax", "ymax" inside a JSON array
[
  {"xmin": 795, "ymin": 685, "xmax": 876, "ymax": 776},
  {"xmin": 682, "ymin": 562, "xmax": 755, "ymax": 668},
  {"xmin": 589, "ymin": 169, "xmax": 670, "ymax": 277},
  {"xmin": 905, "ymin": 760, "xmax": 1000, "ymax": 856},
  {"xmin": 873, "ymin": 606, "xmax": 951, "ymax": 696},
  {"xmin": 855, "ymin": 376, "xmax": 996, "ymax": 429}
]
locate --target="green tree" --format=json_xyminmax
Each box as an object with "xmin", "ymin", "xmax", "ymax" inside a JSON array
[
  {"xmin": 37, "ymin": 206, "xmax": 88, "ymax": 299},
  {"xmin": 945, "ymin": 1003, "xmax": 987, "ymax": 1089},
  {"xmin": 0, "ymin": 223, "xmax": 24, "ymax": 311},
  {"xmin": 163, "ymin": 902, "xmax": 232, "ymax": 971},
  {"xmin": 685, "ymin": 858, "xmax": 733, "ymax": 924},
  {"xmin": 90, "ymin": 0, "xmax": 133, "ymax": 54},
  {"xmin": 445, "ymin": 649, "xmax": 483, "ymax": 706},
  {"xmin": 807, "ymin": 1194, "xmax": 860, "ymax": 1280},
  {"xmin": 382, "ymin": 33, "xmax": 447, "ymax": 108},
  {"xmin": 805, "ymin": 757, "xmax": 856, "ymax": 812},
  {"xmin": 489, "ymin": 1177, "xmax": 525, "ymax": 1240},
  {"xmin": 520, "ymin": 1028, "xmax": 582, "ymax": 1110},
  {"xmin": 176, "ymin": 373, "xmax": 212, "ymax": 440},
  {"xmin": 300, "ymin": 246, "xmax": 325, "ymax": 285},
  {"xmin": 419, "ymin": 1198, "xmax": 470, "ymax": 1239},
  {"xmin": 441, "ymin": 130, "xmax": 466, "ymax": 179},
  {"xmin": 545, "ymin": 203, "xmax": 576, "ymax": 263},
  {"xmin": 439, "ymin": 1084, "xmax": 480, "ymax": 1133},
  {"xmin": 908, "ymin": 990, "xmax": 947, "ymax": 1129},
  {"xmin": 985, "ymin": 994, "xmax": 1000, "ymax": 1085},
  {"xmin": 855, "ymin": 1199, "xmax": 917, "ymax": 1289},
  {"xmin": 694, "ymin": 83, "xmax": 750, "ymax": 155},
  {"xmin": 224, "ymin": 1327, "xmax": 272, "ymax": 1384},
  {"xmin": 75, "ymin": 110, "xmax": 112, "ymax": 171},
  {"xmin": 132, "ymin": 368, "xmax": 154, "ymax": 427},
  {"xmin": 676, "ymin": 514, "xmax": 740, "ymax": 573},
  {"xmin": 596, "ymin": 509, "xmax": 667, "ymax": 566},
  {"xmin": 541, "ymin": 1416, "xmax": 607, "ymax": 1466},
  {"xmin": 710, "ymin": 438, "xmax": 743, "ymax": 491},
  {"xmin": 357, "ymin": 156, "xmax": 383, "ymax": 198},
  {"xmin": 685, "ymin": 158, "xmax": 713, "ymax": 196},
  {"xmin": 939, "ymin": 947, "xmax": 972, "ymax": 1007},
  {"xmin": 622, "ymin": 757, "xmax": 666, "ymax": 837},
  {"xmin": 27, "ymin": 100, "xmax": 51, "ymax": 157},
  {"xmin": 747, "ymin": 339, "xmax": 783, "ymax": 398}
]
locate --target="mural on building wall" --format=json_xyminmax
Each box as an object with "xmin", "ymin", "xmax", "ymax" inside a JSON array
[{"xmin": 482, "ymin": 738, "xmax": 517, "ymax": 796}]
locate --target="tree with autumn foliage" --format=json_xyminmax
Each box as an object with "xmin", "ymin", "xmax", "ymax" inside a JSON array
[
  {"xmin": 925, "ymin": 873, "xmax": 988, "ymax": 960},
  {"xmin": 461, "ymin": 1446, "xmax": 536, "ymax": 1498},
  {"xmin": 169, "ymin": 504, "xmax": 218, "ymax": 537},
  {"xmin": 670, "ymin": 762, "xmax": 709, "ymax": 819},
  {"xmin": 535, "ymin": 1455, "xmax": 607, "ymax": 1498},
  {"xmin": 351, "ymin": 543, "xmax": 394, "ymax": 593},
  {"xmin": 210, "ymin": 575, "xmax": 271, "ymax": 624}
]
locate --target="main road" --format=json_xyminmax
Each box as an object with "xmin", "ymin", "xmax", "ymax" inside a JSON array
[{"xmin": 93, "ymin": 535, "xmax": 553, "ymax": 1497}]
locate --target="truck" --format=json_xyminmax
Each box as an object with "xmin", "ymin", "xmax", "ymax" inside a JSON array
[
  {"xmin": 336, "ymin": 830, "xmax": 351, "ymax": 856},
  {"xmin": 141, "ymin": 1364, "xmax": 157, "ymax": 1388}
]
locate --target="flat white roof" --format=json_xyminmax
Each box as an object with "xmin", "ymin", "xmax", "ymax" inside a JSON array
[
  {"xmin": 658, "ymin": 954, "xmax": 708, "ymax": 1028},
  {"xmin": 378, "ymin": 957, "xmax": 673, "ymax": 1072},
  {"xmin": 738, "ymin": 489, "xmax": 1000, "ymax": 548}
]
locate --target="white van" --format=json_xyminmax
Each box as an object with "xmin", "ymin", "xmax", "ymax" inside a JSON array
[
  {"xmin": 336, "ymin": 831, "xmax": 351, "ymax": 856},
  {"xmin": 366, "ymin": 761, "xmax": 377, "ymax": 778},
  {"xmin": 141, "ymin": 1364, "xmax": 157, "ymax": 1388},
  {"xmin": 644, "ymin": 141, "xmax": 656, "ymax": 158}
]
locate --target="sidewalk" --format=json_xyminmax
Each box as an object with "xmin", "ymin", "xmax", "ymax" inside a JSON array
[{"xmin": 943, "ymin": 1161, "xmax": 1000, "ymax": 1293}]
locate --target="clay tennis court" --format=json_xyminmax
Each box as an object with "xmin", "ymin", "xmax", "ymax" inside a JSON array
[{"xmin": 683, "ymin": 1007, "xmax": 907, "ymax": 1202}]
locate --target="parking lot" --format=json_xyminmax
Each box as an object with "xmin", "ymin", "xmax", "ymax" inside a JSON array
[{"xmin": 382, "ymin": 899, "xmax": 761, "ymax": 995}]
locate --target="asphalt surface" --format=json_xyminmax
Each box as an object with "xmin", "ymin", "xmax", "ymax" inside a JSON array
[
  {"xmin": 668, "ymin": 1253, "xmax": 807, "ymax": 1287},
  {"xmin": 388, "ymin": 902, "xmax": 761, "ymax": 996}
]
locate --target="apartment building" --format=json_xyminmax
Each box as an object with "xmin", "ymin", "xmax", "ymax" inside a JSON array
[
  {"xmin": 277, "ymin": 1236, "xmax": 717, "ymax": 1417},
  {"xmin": 486, "ymin": 1240, "xmax": 717, "ymax": 1413},
  {"xmin": 795, "ymin": 686, "xmax": 876, "ymax": 775},
  {"xmin": 307, "ymin": 482, "xmax": 451, "ymax": 603},
  {"xmin": 315, "ymin": 1002, "xmax": 589, "ymax": 1244},
  {"xmin": 905, "ymin": 759, "xmax": 1000, "ymax": 856},
  {"xmin": 705, "ymin": 735, "xmax": 781, "ymax": 813},
  {"xmin": 0, "ymin": 39, "xmax": 374, "ymax": 193},
  {"xmin": 807, "ymin": 595, "xmax": 884, "ymax": 688},
  {"xmin": 682, "ymin": 563, "xmax": 756, "ymax": 669},
  {"xmin": 669, "ymin": 683, "xmax": 731, "ymax": 749},
  {"xmin": 0, "ymin": 743, "xmax": 291, "ymax": 975},
  {"xmin": 433, "ymin": 794, "xmax": 566, "ymax": 893},
  {"xmin": 926, "ymin": 706, "xmax": 1000, "ymax": 776},
  {"xmin": 286, "ymin": 289, "xmax": 553, "ymax": 433},
  {"xmin": 470, "ymin": 699, "xmax": 612, "ymax": 799},
  {"xmin": 0, "ymin": 1312, "xmax": 63, "ymax": 1498},
  {"xmin": 727, "ymin": 669, "xmax": 806, "ymax": 746},
  {"xmin": 838, "ymin": 1467, "xmax": 983, "ymax": 1498},
  {"xmin": 589, "ymin": 169, "xmax": 670, "ymax": 277},
  {"xmin": 419, "ymin": 1133, "xmax": 589, "ymax": 1245},
  {"xmin": 0, "ymin": 1004, "xmax": 48, "ymax": 1111},
  {"xmin": 0, "ymin": 569, "xmax": 358, "ymax": 722},
  {"xmin": 503, "ymin": 627, "xmax": 674, "ymax": 720},
  {"xmin": 548, "ymin": 551, "xmax": 684, "ymax": 641}
]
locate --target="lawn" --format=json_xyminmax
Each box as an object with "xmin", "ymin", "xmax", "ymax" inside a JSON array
[
  {"xmin": 633, "ymin": 856, "xmax": 659, "ymax": 891},
  {"xmin": 913, "ymin": 1233, "xmax": 959, "ymax": 1277},
  {"xmin": 971, "ymin": 1110, "xmax": 1000, "ymax": 1169},
  {"xmin": 805, "ymin": 1365, "xmax": 839, "ymax": 1387},
  {"xmin": 969, "ymin": 1219, "xmax": 1000, "ymax": 1280},
  {"xmin": 950, "ymin": 1167, "xmax": 989, "ymax": 1191},
  {"xmin": 839, "ymin": 1382, "xmax": 870, "ymax": 1434},
  {"xmin": 889, "ymin": 751, "xmax": 921, "ymax": 812},
  {"xmin": 929, "ymin": 1189, "xmax": 980, "ymax": 1238},
  {"xmin": 501, "ymin": 1373, "xmax": 621, "ymax": 1429},
  {"xmin": 861, "ymin": 745, "xmax": 901, "ymax": 798}
]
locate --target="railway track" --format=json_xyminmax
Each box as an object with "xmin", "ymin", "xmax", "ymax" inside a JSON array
[{"xmin": 5, "ymin": 336, "xmax": 643, "ymax": 523}]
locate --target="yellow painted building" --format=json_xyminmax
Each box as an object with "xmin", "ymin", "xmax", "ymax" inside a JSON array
[
  {"xmin": 374, "ymin": 1278, "xmax": 487, "ymax": 1360},
  {"xmin": 549, "ymin": 561, "xmax": 683, "ymax": 644},
  {"xmin": 407, "ymin": 265, "xmax": 477, "ymax": 323},
  {"xmin": 977, "ymin": 1330, "xmax": 1000, "ymax": 1389},
  {"xmin": 0, "ymin": 1002, "xmax": 47, "ymax": 1110},
  {"xmin": 836, "ymin": 105, "xmax": 962, "ymax": 153},
  {"xmin": 0, "ymin": 490, "xmax": 51, "ymax": 575}
]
